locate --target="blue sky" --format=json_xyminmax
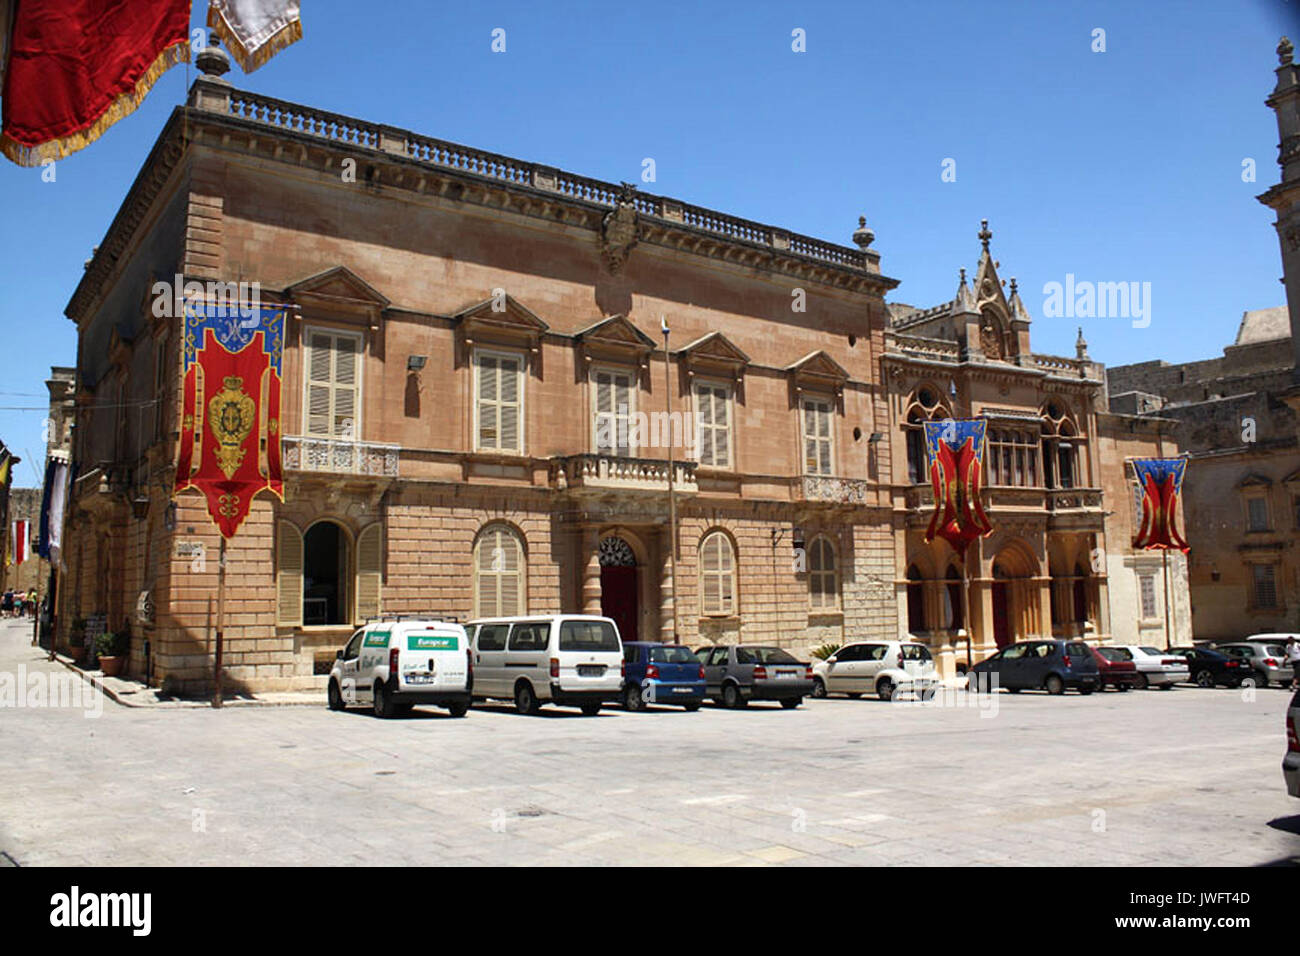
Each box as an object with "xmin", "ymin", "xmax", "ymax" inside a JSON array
[{"xmin": 0, "ymin": 0, "xmax": 1295, "ymax": 487}]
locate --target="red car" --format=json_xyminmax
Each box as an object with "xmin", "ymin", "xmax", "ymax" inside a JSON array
[{"xmin": 1092, "ymin": 646, "xmax": 1140, "ymax": 692}]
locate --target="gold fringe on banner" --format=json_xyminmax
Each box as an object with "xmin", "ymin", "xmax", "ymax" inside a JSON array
[
  {"xmin": 207, "ymin": 5, "xmax": 302, "ymax": 74},
  {"xmin": 0, "ymin": 39, "xmax": 190, "ymax": 168}
]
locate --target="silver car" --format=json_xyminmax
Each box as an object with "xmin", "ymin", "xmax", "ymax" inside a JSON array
[{"xmin": 1214, "ymin": 637, "xmax": 1296, "ymax": 689}]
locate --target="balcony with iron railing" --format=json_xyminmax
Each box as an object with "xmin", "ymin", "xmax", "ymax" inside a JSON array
[{"xmin": 282, "ymin": 435, "xmax": 400, "ymax": 477}]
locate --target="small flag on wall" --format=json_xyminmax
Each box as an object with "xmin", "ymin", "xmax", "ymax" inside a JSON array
[
  {"xmin": 922, "ymin": 418, "xmax": 994, "ymax": 557},
  {"xmin": 1130, "ymin": 458, "xmax": 1190, "ymax": 553},
  {"xmin": 207, "ymin": 0, "xmax": 302, "ymax": 73},
  {"xmin": 12, "ymin": 520, "xmax": 29, "ymax": 566}
]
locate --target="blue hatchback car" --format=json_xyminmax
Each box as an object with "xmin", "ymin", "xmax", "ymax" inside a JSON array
[{"xmin": 621, "ymin": 642, "xmax": 707, "ymax": 711}]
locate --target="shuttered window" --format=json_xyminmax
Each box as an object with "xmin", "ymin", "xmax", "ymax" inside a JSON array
[
  {"xmin": 475, "ymin": 351, "xmax": 523, "ymax": 453},
  {"xmin": 808, "ymin": 536, "xmax": 838, "ymax": 610},
  {"xmin": 355, "ymin": 523, "xmax": 383, "ymax": 623},
  {"xmin": 593, "ymin": 369, "xmax": 635, "ymax": 456},
  {"xmin": 474, "ymin": 525, "xmax": 525, "ymax": 617},
  {"xmin": 694, "ymin": 382, "xmax": 731, "ymax": 468},
  {"xmin": 276, "ymin": 521, "xmax": 304, "ymax": 625},
  {"xmin": 1138, "ymin": 573, "xmax": 1157, "ymax": 618},
  {"xmin": 305, "ymin": 330, "xmax": 361, "ymax": 439},
  {"xmin": 699, "ymin": 531, "xmax": 736, "ymax": 616},
  {"xmin": 1251, "ymin": 564, "xmax": 1278, "ymax": 609},
  {"xmin": 802, "ymin": 397, "xmax": 833, "ymax": 476}
]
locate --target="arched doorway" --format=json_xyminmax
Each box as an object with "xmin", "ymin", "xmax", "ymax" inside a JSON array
[
  {"xmin": 991, "ymin": 563, "xmax": 1012, "ymax": 648},
  {"xmin": 599, "ymin": 536, "xmax": 638, "ymax": 642},
  {"xmin": 990, "ymin": 540, "xmax": 1039, "ymax": 648},
  {"xmin": 304, "ymin": 520, "xmax": 349, "ymax": 625}
]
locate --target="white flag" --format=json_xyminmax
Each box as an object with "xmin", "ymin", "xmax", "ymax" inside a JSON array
[{"xmin": 207, "ymin": 0, "xmax": 302, "ymax": 73}]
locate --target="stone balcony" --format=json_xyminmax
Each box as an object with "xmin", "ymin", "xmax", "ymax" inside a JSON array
[
  {"xmin": 1046, "ymin": 488, "xmax": 1103, "ymax": 511},
  {"xmin": 798, "ymin": 475, "xmax": 872, "ymax": 505},
  {"xmin": 282, "ymin": 436, "xmax": 400, "ymax": 477},
  {"xmin": 904, "ymin": 484, "xmax": 1103, "ymax": 517},
  {"xmin": 551, "ymin": 454, "xmax": 698, "ymax": 496}
]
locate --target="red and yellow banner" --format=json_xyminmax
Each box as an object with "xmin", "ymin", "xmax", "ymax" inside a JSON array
[
  {"xmin": 1131, "ymin": 458, "xmax": 1190, "ymax": 553},
  {"xmin": 923, "ymin": 418, "xmax": 994, "ymax": 557},
  {"xmin": 175, "ymin": 303, "xmax": 285, "ymax": 538}
]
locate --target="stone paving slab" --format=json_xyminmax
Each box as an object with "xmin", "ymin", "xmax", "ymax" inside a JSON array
[{"xmin": 1, "ymin": 619, "xmax": 1297, "ymax": 866}]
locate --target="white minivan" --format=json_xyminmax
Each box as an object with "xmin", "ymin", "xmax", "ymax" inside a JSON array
[
  {"xmin": 467, "ymin": 614, "xmax": 624, "ymax": 715},
  {"xmin": 328, "ymin": 619, "xmax": 472, "ymax": 718}
]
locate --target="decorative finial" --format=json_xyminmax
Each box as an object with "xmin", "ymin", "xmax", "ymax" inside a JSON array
[
  {"xmin": 978, "ymin": 218, "xmax": 992, "ymax": 252},
  {"xmin": 1075, "ymin": 325, "xmax": 1089, "ymax": 360},
  {"xmin": 959, "ymin": 267, "xmax": 967, "ymax": 284},
  {"xmin": 1279, "ymin": 36, "xmax": 1294, "ymax": 66},
  {"xmin": 1009, "ymin": 277, "xmax": 1018, "ymax": 296},
  {"xmin": 852, "ymin": 216, "xmax": 875, "ymax": 249},
  {"xmin": 196, "ymin": 35, "xmax": 231, "ymax": 78}
]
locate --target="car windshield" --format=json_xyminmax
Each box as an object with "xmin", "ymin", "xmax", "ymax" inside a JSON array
[
  {"xmin": 649, "ymin": 646, "xmax": 698, "ymax": 664},
  {"xmin": 558, "ymin": 620, "xmax": 620, "ymax": 652},
  {"xmin": 901, "ymin": 645, "xmax": 932, "ymax": 661},
  {"xmin": 736, "ymin": 646, "xmax": 799, "ymax": 665}
]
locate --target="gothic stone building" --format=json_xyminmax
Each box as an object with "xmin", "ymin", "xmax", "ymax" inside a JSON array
[{"xmin": 56, "ymin": 53, "xmax": 1179, "ymax": 693}]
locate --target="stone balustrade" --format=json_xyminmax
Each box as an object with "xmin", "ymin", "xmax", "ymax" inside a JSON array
[
  {"xmin": 552, "ymin": 454, "xmax": 698, "ymax": 495},
  {"xmin": 281, "ymin": 436, "xmax": 400, "ymax": 477}
]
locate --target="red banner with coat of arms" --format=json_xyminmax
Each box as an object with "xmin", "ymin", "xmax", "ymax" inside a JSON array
[{"xmin": 175, "ymin": 303, "xmax": 286, "ymax": 538}]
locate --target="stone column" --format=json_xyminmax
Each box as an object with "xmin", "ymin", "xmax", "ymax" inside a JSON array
[{"xmin": 580, "ymin": 527, "xmax": 602, "ymax": 614}]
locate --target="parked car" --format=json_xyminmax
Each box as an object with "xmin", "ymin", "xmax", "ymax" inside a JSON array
[
  {"xmin": 328, "ymin": 618, "xmax": 472, "ymax": 718},
  {"xmin": 1213, "ymin": 637, "xmax": 1296, "ymax": 689},
  {"xmin": 1285, "ymin": 687, "xmax": 1300, "ymax": 799},
  {"xmin": 966, "ymin": 639, "xmax": 1099, "ymax": 695},
  {"xmin": 811, "ymin": 640, "xmax": 939, "ymax": 701},
  {"xmin": 1165, "ymin": 646, "xmax": 1253, "ymax": 688},
  {"xmin": 1111, "ymin": 645, "xmax": 1189, "ymax": 690},
  {"xmin": 1092, "ymin": 646, "xmax": 1140, "ymax": 691},
  {"xmin": 468, "ymin": 615, "xmax": 624, "ymax": 715},
  {"xmin": 695, "ymin": 644, "xmax": 814, "ymax": 709},
  {"xmin": 621, "ymin": 642, "xmax": 707, "ymax": 711}
]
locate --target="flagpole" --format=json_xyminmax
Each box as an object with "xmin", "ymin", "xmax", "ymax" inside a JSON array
[
  {"xmin": 662, "ymin": 316, "xmax": 679, "ymax": 643},
  {"xmin": 213, "ymin": 535, "xmax": 226, "ymax": 708}
]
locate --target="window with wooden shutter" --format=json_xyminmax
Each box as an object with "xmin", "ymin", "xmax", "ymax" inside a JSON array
[
  {"xmin": 475, "ymin": 350, "xmax": 523, "ymax": 453},
  {"xmin": 355, "ymin": 523, "xmax": 383, "ymax": 623},
  {"xmin": 694, "ymin": 382, "xmax": 731, "ymax": 468},
  {"xmin": 305, "ymin": 329, "xmax": 362, "ymax": 439},
  {"xmin": 593, "ymin": 369, "xmax": 635, "ymax": 455},
  {"xmin": 474, "ymin": 525, "xmax": 525, "ymax": 617},
  {"xmin": 276, "ymin": 521, "xmax": 304, "ymax": 625},
  {"xmin": 802, "ymin": 397, "xmax": 833, "ymax": 475},
  {"xmin": 699, "ymin": 531, "xmax": 736, "ymax": 616},
  {"xmin": 808, "ymin": 536, "xmax": 837, "ymax": 610}
]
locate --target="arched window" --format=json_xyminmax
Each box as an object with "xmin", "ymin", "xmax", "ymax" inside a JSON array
[
  {"xmin": 699, "ymin": 531, "xmax": 736, "ymax": 616},
  {"xmin": 808, "ymin": 536, "xmax": 838, "ymax": 610},
  {"xmin": 1041, "ymin": 401, "xmax": 1083, "ymax": 490},
  {"xmin": 474, "ymin": 524, "xmax": 525, "ymax": 618},
  {"xmin": 302, "ymin": 520, "xmax": 351, "ymax": 625},
  {"xmin": 902, "ymin": 387, "xmax": 950, "ymax": 485},
  {"xmin": 906, "ymin": 564, "xmax": 926, "ymax": 634}
]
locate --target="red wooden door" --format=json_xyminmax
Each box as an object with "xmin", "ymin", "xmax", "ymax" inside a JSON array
[{"xmin": 600, "ymin": 566, "xmax": 638, "ymax": 643}]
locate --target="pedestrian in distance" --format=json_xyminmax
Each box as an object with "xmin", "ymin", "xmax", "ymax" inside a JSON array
[{"xmin": 1286, "ymin": 637, "xmax": 1300, "ymax": 691}]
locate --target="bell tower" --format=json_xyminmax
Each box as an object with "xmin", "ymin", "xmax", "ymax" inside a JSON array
[{"xmin": 1258, "ymin": 36, "xmax": 1300, "ymax": 378}]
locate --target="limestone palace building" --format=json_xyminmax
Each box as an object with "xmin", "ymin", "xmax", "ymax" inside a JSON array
[{"xmin": 54, "ymin": 48, "xmax": 1179, "ymax": 693}]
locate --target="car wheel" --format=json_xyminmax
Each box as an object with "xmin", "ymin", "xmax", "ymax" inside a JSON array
[
  {"xmin": 327, "ymin": 680, "xmax": 345, "ymax": 711},
  {"xmin": 876, "ymin": 678, "xmax": 895, "ymax": 702},
  {"xmin": 780, "ymin": 697, "xmax": 801, "ymax": 710},
  {"xmin": 1134, "ymin": 672, "xmax": 1149, "ymax": 691},
  {"xmin": 623, "ymin": 683, "xmax": 644, "ymax": 711},
  {"xmin": 580, "ymin": 702, "xmax": 601, "ymax": 716},
  {"xmin": 446, "ymin": 701, "xmax": 469, "ymax": 718},
  {"xmin": 1195, "ymin": 669, "xmax": 1215, "ymax": 688},
  {"xmin": 811, "ymin": 677, "xmax": 827, "ymax": 699},
  {"xmin": 682, "ymin": 702, "xmax": 702, "ymax": 712},
  {"xmin": 722, "ymin": 683, "xmax": 745, "ymax": 709},
  {"xmin": 1044, "ymin": 674, "xmax": 1065, "ymax": 696},
  {"xmin": 1255, "ymin": 674, "xmax": 1269, "ymax": 689},
  {"xmin": 1239, "ymin": 675, "xmax": 1258, "ymax": 690},
  {"xmin": 514, "ymin": 681, "xmax": 540, "ymax": 715},
  {"xmin": 373, "ymin": 682, "xmax": 396, "ymax": 718}
]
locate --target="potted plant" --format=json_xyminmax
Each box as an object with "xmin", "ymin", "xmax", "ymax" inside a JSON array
[
  {"xmin": 67, "ymin": 617, "xmax": 86, "ymax": 664},
  {"xmin": 96, "ymin": 630, "xmax": 128, "ymax": 677}
]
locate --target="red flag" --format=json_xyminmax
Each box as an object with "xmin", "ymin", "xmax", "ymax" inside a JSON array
[
  {"xmin": 924, "ymin": 420, "xmax": 993, "ymax": 557},
  {"xmin": 1132, "ymin": 463, "xmax": 1190, "ymax": 553},
  {"xmin": 1, "ymin": 0, "xmax": 190, "ymax": 166},
  {"xmin": 12, "ymin": 519, "xmax": 29, "ymax": 565}
]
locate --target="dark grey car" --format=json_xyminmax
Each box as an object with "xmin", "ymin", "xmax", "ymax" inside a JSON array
[{"xmin": 695, "ymin": 644, "xmax": 814, "ymax": 709}]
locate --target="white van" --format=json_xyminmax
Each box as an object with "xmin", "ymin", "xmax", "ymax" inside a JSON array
[
  {"xmin": 467, "ymin": 614, "xmax": 624, "ymax": 715},
  {"xmin": 327, "ymin": 619, "xmax": 472, "ymax": 718}
]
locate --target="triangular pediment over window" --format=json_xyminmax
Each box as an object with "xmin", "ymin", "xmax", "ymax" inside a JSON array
[
  {"xmin": 786, "ymin": 349, "xmax": 849, "ymax": 394},
  {"xmin": 285, "ymin": 266, "xmax": 390, "ymax": 329},
  {"xmin": 576, "ymin": 314, "xmax": 656, "ymax": 366},
  {"xmin": 454, "ymin": 294, "xmax": 549, "ymax": 350},
  {"xmin": 681, "ymin": 331, "xmax": 750, "ymax": 382},
  {"xmin": 1237, "ymin": 473, "xmax": 1273, "ymax": 490}
]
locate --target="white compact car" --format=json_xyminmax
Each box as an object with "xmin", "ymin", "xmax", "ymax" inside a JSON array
[
  {"xmin": 1111, "ymin": 645, "xmax": 1190, "ymax": 690},
  {"xmin": 811, "ymin": 640, "xmax": 939, "ymax": 701},
  {"xmin": 468, "ymin": 614, "xmax": 624, "ymax": 715},
  {"xmin": 328, "ymin": 619, "xmax": 472, "ymax": 718}
]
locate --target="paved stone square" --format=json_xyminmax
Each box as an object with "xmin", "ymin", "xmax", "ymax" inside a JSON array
[{"xmin": 0, "ymin": 619, "xmax": 1296, "ymax": 867}]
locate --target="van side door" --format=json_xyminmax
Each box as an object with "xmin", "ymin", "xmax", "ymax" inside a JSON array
[
  {"xmin": 339, "ymin": 628, "xmax": 366, "ymax": 704},
  {"xmin": 473, "ymin": 623, "xmax": 511, "ymax": 698}
]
